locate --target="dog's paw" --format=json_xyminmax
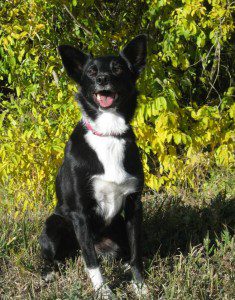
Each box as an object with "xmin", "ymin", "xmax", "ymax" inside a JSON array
[
  {"xmin": 42, "ymin": 271, "xmax": 57, "ymax": 283},
  {"xmin": 132, "ymin": 281, "xmax": 149, "ymax": 298},
  {"xmin": 95, "ymin": 285, "xmax": 117, "ymax": 300}
]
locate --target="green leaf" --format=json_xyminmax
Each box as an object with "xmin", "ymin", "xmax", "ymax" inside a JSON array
[{"xmin": 174, "ymin": 133, "xmax": 181, "ymax": 145}]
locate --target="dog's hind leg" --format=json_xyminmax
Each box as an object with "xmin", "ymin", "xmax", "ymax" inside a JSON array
[{"xmin": 39, "ymin": 213, "xmax": 79, "ymax": 263}]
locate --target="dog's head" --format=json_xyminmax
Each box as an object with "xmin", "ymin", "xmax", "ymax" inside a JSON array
[{"xmin": 58, "ymin": 35, "xmax": 147, "ymax": 120}]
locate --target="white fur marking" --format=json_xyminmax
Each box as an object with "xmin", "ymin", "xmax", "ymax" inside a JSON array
[
  {"xmin": 43, "ymin": 271, "xmax": 56, "ymax": 282},
  {"xmin": 87, "ymin": 267, "xmax": 114, "ymax": 298},
  {"xmin": 84, "ymin": 110, "xmax": 128, "ymax": 135},
  {"xmin": 132, "ymin": 281, "xmax": 149, "ymax": 297},
  {"xmin": 87, "ymin": 267, "xmax": 104, "ymax": 290},
  {"xmin": 84, "ymin": 112, "xmax": 137, "ymax": 223}
]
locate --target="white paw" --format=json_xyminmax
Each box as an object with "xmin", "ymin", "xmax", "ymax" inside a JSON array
[
  {"xmin": 132, "ymin": 281, "xmax": 149, "ymax": 297},
  {"xmin": 95, "ymin": 285, "xmax": 117, "ymax": 300},
  {"xmin": 42, "ymin": 271, "xmax": 56, "ymax": 282}
]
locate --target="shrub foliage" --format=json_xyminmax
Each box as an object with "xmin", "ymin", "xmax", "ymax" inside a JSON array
[{"xmin": 0, "ymin": 0, "xmax": 234, "ymax": 212}]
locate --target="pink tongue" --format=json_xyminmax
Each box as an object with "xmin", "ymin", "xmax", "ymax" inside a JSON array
[{"xmin": 98, "ymin": 95, "xmax": 114, "ymax": 107}]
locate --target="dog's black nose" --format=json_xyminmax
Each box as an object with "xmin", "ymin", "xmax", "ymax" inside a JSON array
[{"xmin": 96, "ymin": 74, "xmax": 109, "ymax": 85}]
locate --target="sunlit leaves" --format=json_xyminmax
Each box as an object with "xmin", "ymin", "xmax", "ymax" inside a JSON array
[{"xmin": 0, "ymin": 0, "xmax": 234, "ymax": 214}]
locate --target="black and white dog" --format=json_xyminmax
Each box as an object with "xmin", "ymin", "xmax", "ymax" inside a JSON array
[{"xmin": 39, "ymin": 35, "xmax": 147, "ymax": 298}]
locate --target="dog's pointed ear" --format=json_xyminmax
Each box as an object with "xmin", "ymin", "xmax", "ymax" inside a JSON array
[
  {"xmin": 120, "ymin": 34, "xmax": 147, "ymax": 77},
  {"xmin": 58, "ymin": 45, "xmax": 89, "ymax": 83}
]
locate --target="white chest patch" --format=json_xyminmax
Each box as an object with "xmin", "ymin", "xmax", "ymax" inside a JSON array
[
  {"xmin": 84, "ymin": 113, "xmax": 137, "ymax": 223},
  {"xmin": 84, "ymin": 110, "xmax": 128, "ymax": 136}
]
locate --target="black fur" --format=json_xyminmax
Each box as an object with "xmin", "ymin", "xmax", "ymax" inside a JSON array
[{"xmin": 39, "ymin": 35, "xmax": 147, "ymax": 290}]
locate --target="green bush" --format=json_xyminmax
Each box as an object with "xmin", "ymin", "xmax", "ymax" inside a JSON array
[{"xmin": 0, "ymin": 0, "xmax": 234, "ymax": 214}]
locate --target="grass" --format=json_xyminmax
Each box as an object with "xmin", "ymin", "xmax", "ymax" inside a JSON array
[{"xmin": 0, "ymin": 169, "xmax": 235, "ymax": 299}]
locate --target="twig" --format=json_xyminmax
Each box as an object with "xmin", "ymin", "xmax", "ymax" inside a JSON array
[
  {"xmin": 188, "ymin": 44, "xmax": 215, "ymax": 68},
  {"xmin": 63, "ymin": 4, "xmax": 92, "ymax": 36},
  {"xmin": 94, "ymin": 3, "xmax": 105, "ymax": 19},
  {"xmin": 208, "ymin": 81, "xmax": 222, "ymax": 107},
  {"xmin": 52, "ymin": 70, "xmax": 59, "ymax": 87},
  {"xmin": 206, "ymin": 41, "xmax": 221, "ymax": 103},
  {"xmin": 220, "ymin": 64, "xmax": 232, "ymax": 87},
  {"xmin": 209, "ymin": 42, "xmax": 221, "ymax": 82},
  {"xmin": 206, "ymin": 19, "xmax": 222, "ymax": 102}
]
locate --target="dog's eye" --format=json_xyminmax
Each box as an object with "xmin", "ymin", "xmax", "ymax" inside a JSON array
[
  {"xmin": 87, "ymin": 66, "xmax": 97, "ymax": 77},
  {"xmin": 112, "ymin": 63, "xmax": 123, "ymax": 75}
]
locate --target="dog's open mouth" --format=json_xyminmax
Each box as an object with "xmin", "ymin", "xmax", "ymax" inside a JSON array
[{"xmin": 94, "ymin": 91, "xmax": 118, "ymax": 108}]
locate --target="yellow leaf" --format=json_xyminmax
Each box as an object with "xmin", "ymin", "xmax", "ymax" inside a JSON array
[{"xmin": 174, "ymin": 133, "xmax": 181, "ymax": 145}]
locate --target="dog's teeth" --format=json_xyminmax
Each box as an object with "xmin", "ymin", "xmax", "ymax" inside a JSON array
[{"xmin": 97, "ymin": 94, "xmax": 101, "ymax": 101}]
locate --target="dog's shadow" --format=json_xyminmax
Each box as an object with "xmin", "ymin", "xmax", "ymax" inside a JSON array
[
  {"xmin": 40, "ymin": 191, "xmax": 234, "ymax": 297},
  {"xmin": 142, "ymin": 191, "xmax": 235, "ymax": 259},
  {"xmin": 106, "ymin": 191, "xmax": 235, "ymax": 294}
]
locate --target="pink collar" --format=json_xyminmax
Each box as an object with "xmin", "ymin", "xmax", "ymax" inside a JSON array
[
  {"xmin": 84, "ymin": 119, "xmax": 123, "ymax": 137},
  {"xmin": 84, "ymin": 120, "xmax": 104, "ymax": 136}
]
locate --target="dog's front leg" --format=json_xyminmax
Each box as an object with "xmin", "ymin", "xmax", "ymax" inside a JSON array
[
  {"xmin": 70, "ymin": 211, "xmax": 115, "ymax": 299},
  {"xmin": 125, "ymin": 193, "xmax": 148, "ymax": 296}
]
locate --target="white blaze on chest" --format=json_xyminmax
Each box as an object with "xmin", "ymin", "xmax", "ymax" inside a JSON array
[
  {"xmin": 84, "ymin": 110, "xmax": 128, "ymax": 136},
  {"xmin": 84, "ymin": 112, "xmax": 137, "ymax": 223}
]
